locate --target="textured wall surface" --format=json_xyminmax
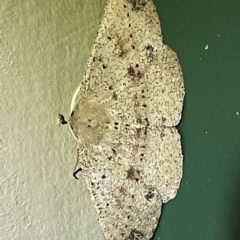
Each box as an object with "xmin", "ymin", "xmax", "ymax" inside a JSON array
[{"xmin": 1, "ymin": 0, "xmax": 106, "ymax": 239}]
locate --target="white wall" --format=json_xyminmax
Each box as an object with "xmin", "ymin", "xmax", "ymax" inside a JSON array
[{"xmin": 1, "ymin": 0, "xmax": 106, "ymax": 239}]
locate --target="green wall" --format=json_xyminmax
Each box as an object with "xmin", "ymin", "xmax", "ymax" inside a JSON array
[{"xmin": 153, "ymin": 0, "xmax": 240, "ymax": 239}]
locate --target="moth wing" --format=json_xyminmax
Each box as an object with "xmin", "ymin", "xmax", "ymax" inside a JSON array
[
  {"xmin": 75, "ymin": 138, "xmax": 163, "ymax": 240},
  {"xmin": 74, "ymin": 123, "xmax": 182, "ymax": 239}
]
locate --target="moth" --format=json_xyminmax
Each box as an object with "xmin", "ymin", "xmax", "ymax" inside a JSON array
[{"xmin": 69, "ymin": 0, "xmax": 184, "ymax": 239}]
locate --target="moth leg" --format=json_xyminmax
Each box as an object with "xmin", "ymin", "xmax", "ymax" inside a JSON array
[{"xmin": 73, "ymin": 159, "xmax": 82, "ymax": 179}]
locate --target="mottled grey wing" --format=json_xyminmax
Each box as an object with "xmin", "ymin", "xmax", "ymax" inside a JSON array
[
  {"xmin": 73, "ymin": 124, "xmax": 182, "ymax": 239},
  {"xmin": 71, "ymin": 0, "xmax": 184, "ymax": 128},
  {"xmin": 69, "ymin": 0, "xmax": 184, "ymax": 239}
]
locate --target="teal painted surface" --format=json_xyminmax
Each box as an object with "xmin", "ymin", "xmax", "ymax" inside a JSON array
[{"xmin": 153, "ymin": 0, "xmax": 240, "ymax": 239}]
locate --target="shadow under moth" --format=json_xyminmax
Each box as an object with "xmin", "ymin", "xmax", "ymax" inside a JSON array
[{"xmin": 68, "ymin": 0, "xmax": 185, "ymax": 239}]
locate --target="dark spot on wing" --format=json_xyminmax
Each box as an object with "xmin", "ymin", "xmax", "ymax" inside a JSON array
[
  {"xmin": 145, "ymin": 188, "xmax": 155, "ymax": 201},
  {"xmin": 136, "ymin": 128, "xmax": 141, "ymax": 137},
  {"xmin": 102, "ymin": 64, "xmax": 107, "ymax": 69},
  {"xmin": 127, "ymin": 66, "xmax": 135, "ymax": 76},
  {"xmin": 113, "ymin": 92, "xmax": 118, "ymax": 100},
  {"xmin": 111, "ymin": 148, "xmax": 117, "ymax": 155},
  {"xmin": 127, "ymin": 66, "xmax": 143, "ymax": 79},
  {"xmin": 145, "ymin": 44, "xmax": 154, "ymax": 52},
  {"xmin": 127, "ymin": 0, "xmax": 147, "ymax": 11},
  {"xmin": 125, "ymin": 228, "xmax": 145, "ymax": 239},
  {"xmin": 144, "ymin": 44, "xmax": 155, "ymax": 61},
  {"xmin": 126, "ymin": 166, "xmax": 141, "ymax": 182},
  {"xmin": 137, "ymin": 118, "xmax": 142, "ymax": 124},
  {"xmin": 144, "ymin": 118, "xmax": 149, "ymax": 135},
  {"xmin": 93, "ymin": 55, "xmax": 102, "ymax": 62}
]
